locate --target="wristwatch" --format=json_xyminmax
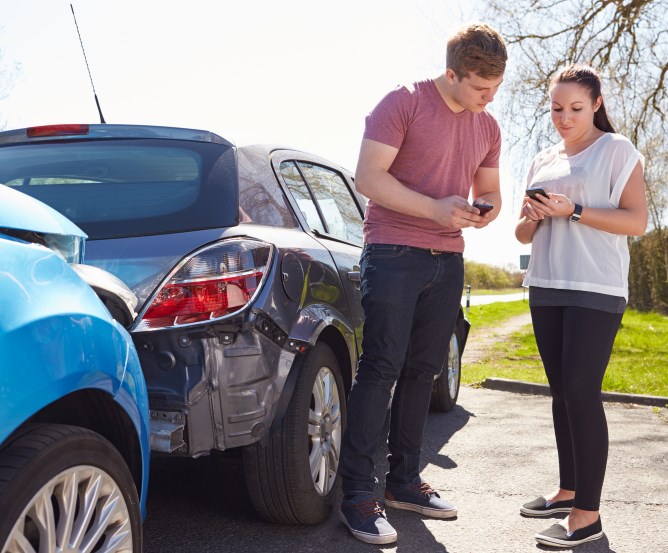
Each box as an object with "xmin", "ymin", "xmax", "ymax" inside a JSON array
[{"xmin": 569, "ymin": 203, "xmax": 583, "ymax": 222}]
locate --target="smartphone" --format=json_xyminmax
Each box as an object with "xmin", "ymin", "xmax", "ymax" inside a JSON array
[
  {"xmin": 526, "ymin": 187, "xmax": 549, "ymax": 199},
  {"xmin": 472, "ymin": 201, "xmax": 493, "ymax": 214}
]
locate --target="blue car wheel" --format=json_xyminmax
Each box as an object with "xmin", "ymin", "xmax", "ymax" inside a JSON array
[{"xmin": 0, "ymin": 424, "xmax": 142, "ymax": 553}]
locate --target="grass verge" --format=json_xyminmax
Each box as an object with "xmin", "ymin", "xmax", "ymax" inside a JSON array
[{"xmin": 462, "ymin": 301, "xmax": 668, "ymax": 398}]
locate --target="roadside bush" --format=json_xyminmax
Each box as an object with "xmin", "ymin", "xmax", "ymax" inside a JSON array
[
  {"xmin": 628, "ymin": 229, "xmax": 668, "ymax": 314},
  {"xmin": 464, "ymin": 260, "xmax": 523, "ymax": 290}
]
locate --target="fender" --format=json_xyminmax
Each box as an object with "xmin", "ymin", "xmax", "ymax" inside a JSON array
[{"xmin": 262, "ymin": 303, "xmax": 356, "ymax": 445}]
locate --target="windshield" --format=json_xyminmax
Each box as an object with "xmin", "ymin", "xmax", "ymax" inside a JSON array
[{"xmin": 0, "ymin": 139, "xmax": 238, "ymax": 239}]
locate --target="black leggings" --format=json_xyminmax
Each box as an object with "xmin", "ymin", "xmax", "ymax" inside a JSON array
[{"xmin": 530, "ymin": 305, "xmax": 623, "ymax": 511}]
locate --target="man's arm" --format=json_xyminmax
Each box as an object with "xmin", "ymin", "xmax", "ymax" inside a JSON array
[
  {"xmin": 355, "ymin": 138, "xmax": 483, "ymax": 229},
  {"xmin": 470, "ymin": 166, "xmax": 502, "ymax": 229}
]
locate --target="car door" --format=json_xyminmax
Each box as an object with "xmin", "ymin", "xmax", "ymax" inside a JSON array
[{"xmin": 271, "ymin": 153, "xmax": 365, "ymax": 354}]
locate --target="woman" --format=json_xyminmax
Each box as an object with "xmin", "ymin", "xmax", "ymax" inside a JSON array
[{"xmin": 515, "ymin": 64, "xmax": 647, "ymax": 548}]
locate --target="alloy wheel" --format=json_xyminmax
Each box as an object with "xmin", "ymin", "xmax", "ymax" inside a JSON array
[
  {"xmin": 3, "ymin": 465, "xmax": 133, "ymax": 553},
  {"xmin": 307, "ymin": 366, "xmax": 342, "ymax": 496},
  {"xmin": 448, "ymin": 335, "xmax": 461, "ymax": 399}
]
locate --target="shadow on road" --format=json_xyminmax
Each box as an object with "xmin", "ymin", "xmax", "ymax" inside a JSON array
[{"xmin": 143, "ymin": 403, "xmax": 473, "ymax": 552}]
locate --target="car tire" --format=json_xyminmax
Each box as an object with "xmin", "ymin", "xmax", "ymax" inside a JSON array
[
  {"xmin": 430, "ymin": 328, "xmax": 463, "ymax": 412},
  {"xmin": 243, "ymin": 343, "xmax": 345, "ymax": 524},
  {"xmin": 0, "ymin": 423, "xmax": 142, "ymax": 553}
]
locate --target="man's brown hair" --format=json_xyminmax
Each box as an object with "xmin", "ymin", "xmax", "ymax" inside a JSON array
[{"xmin": 446, "ymin": 23, "xmax": 507, "ymax": 80}]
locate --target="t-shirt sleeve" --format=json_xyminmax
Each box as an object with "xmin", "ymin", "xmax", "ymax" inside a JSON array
[
  {"xmin": 363, "ymin": 86, "xmax": 414, "ymax": 149},
  {"xmin": 478, "ymin": 119, "xmax": 501, "ymax": 168},
  {"xmin": 609, "ymin": 136, "xmax": 645, "ymax": 206}
]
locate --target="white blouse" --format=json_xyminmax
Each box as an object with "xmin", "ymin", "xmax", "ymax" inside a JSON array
[{"xmin": 523, "ymin": 133, "xmax": 644, "ymax": 301}]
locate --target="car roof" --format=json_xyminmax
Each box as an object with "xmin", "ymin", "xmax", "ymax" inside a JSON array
[
  {"xmin": 0, "ymin": 125, "xmax": 354, "ymax": 173},
  {"xmin": 239, "ymin": 144, "xmax": 353, "ymax": 174},
  {"xmin": 0, "ymin": 123, "xmax": 235, "ymax": 146}
]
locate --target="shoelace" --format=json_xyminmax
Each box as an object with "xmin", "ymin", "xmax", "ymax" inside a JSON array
[
  {"xmin": 353, "ymin": 499, "xmax": 384, "ymax": 519},
  {"xmin": 413, "ymin": 481, "xmax": 437, "ymax": 497}
]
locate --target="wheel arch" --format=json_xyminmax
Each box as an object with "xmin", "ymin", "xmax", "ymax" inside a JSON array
[
  {"xmin": 287, "ymin": 304, "xmax": 357, "ymax": 394},
  {"xmin": 23, "ymin": 389, "xmax": 144, "ymax": 498},
  {"xmin": 315, "ymin": 325, "xmax": 353, "ymax": 395}
]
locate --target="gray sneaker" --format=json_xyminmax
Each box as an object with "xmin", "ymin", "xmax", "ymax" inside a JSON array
[
  {"xmin": 520, "ymin": 496, "xmax": 574, "ymax": 517},
  {"xmin": 385, "ymin": 479, "xmax": 457, "ymax": 519},
  {"xmin": 339, "ymin": 495, "xmax": 398, "ymax": 545},
  {"xmin": 535, "ymin": 517, "xmax": 604, "ymax": 548}
]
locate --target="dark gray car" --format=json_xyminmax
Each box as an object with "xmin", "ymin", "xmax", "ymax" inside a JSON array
[{"xmin": 0, "ymin": 123, "xmax": 469, "ymax": 524}]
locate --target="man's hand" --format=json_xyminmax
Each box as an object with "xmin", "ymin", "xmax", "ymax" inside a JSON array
[{"xmin": 431, "ymin": 196, "xmax": 488, "ymax": 229}]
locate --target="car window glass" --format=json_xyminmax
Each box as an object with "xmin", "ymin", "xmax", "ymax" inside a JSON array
[
  {"xmin": 237, "ymin": 150, "xmax": 298, "ymax": 228},
  {"xmin": 279, "ymin": 161, "xmax": 326, "ymax": 234},
  {"xmin": 297, "ymin": 163, "xmax": 363, "ymax": 246},
  {"xmin": 0, "ymin": 140, "xmax": 238, "ymax": 238}
]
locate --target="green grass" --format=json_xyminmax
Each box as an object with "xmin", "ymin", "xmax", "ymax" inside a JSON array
[
  {"xmin": 462, "ymin": 302, "xmax": 668, "ymax": 398},
  {"xmin": 464, "ymin": 300, "xmax": 529, "ymax": 328}
]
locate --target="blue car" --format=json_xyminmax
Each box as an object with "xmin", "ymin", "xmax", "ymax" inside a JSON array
[{"xmin": 0, "ymin": 185, "xmax": 150, "ymax": 552}]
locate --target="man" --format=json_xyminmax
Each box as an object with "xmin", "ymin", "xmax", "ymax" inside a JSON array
[{"xmin": 338, "ymin": 23, "xmax": 507, "ymax": 544}]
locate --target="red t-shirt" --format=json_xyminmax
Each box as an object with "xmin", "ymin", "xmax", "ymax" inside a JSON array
[{"xmin": 363, "ymin": 79, "xmax": 501, "ymax": 252}]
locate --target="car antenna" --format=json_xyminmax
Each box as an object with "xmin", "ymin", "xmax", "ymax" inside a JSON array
[{"xmin": 70, "ymin": 4, "xmax": 106, "ymax": 123}]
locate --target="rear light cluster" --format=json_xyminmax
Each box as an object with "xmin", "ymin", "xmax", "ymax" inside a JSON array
[{"xmin": 134, "ymin": 239, "xmax": 272, "ymax": 331}]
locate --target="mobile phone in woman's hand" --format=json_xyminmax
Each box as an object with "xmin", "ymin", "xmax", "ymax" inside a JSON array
[{"xmin": 526, "ymin": 187, "xmax": 549, "ymax": 199}]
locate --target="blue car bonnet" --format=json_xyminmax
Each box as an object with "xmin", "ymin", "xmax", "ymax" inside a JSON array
[{"xmin": 0, "ymin": 184, "xmax": 86, "ymax": 263}]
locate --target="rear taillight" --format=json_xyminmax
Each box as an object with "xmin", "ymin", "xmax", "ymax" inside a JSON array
[
  {"xmin": 134, "ymin": 239, "xmax": 272, "ymax": 331},
  {"xmin": 26, "ymin": 124, "xmax": 90, "ymax": 137}
]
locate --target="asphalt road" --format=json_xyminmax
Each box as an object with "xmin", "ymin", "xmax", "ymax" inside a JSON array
[
  {"xmin": 462, "ymin": 291, "xmax": 527, "ymax": 307},
  {"xmin": 143, "ymin": 386, "xmax": 667, "ymax": 553}
]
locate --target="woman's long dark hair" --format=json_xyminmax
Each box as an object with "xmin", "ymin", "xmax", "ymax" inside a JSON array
[{"xmin": 551, "ymin": 64, "xmax": 616, "ymax": 133}]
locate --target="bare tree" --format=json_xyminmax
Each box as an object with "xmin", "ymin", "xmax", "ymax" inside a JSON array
[
  {"xmin": 484, "ymin": 0, "xmax": 667, "ymax": 202},
  {"xmin": 0, "ymin": 40, "xmax": 21, "ymax": 131},
  {"xmin": 482, "ymin": 0, "xmax": 668, "ymax": 311}
]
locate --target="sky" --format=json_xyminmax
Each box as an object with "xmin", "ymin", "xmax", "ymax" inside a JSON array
[{"xmin": 0, "ymin": 0, "xmax": 532, "ymax": 271}]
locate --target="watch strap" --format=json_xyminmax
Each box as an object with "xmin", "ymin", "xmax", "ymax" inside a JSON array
[{"xmin": 569, "ymin": 203, "xmax": 583, "ymax": 222}]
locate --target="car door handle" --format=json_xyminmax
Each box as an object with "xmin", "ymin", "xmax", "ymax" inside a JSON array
[{"xmin": 347, "ymin": 271, "xmax": 360, "ymax": 282}]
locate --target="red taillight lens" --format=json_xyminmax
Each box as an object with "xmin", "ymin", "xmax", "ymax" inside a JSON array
[
  {"xmin": 26, "ymin": 124, "xmax": 90, "ymax": 137},
  {"xmin": 134, "ymin": 240, "xmax": 272, "ymax": 331}
]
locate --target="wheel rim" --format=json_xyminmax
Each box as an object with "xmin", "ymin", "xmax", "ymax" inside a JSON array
[
  {"xmin": 447, "ymin": 334, "xmax": 461, "ymax": 399},
  {"xmin": 307, "ymin": 366, "xmax": 342, "ymax": 496},
  {"xmin": 3, "ymin": 465, "xmax": 134, "ymax": 553}
]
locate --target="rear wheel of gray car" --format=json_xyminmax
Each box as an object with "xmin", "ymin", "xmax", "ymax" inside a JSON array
[
  {"xmin": 430, "ymin": 329, "xmax": 463, "ymax": 412},
  {"xmin": 243, "ymin": 343, "xmax": 345, "ymax": 524},
  {"xmin": 0, "ymin": 424, "xmax": 142, "ymax": 553}
]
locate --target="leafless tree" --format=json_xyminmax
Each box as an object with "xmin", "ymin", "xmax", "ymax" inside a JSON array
[
  {"xmin": 481, "ymin": 0, "xmax": 667, "ymax": 310},
  {"xmin": 0, "ymin": 41, "xmax": 21, "ymax": 130},
  {"xmin": 484, "ymin": 1, "xmax": 666, "ymax": 197}
]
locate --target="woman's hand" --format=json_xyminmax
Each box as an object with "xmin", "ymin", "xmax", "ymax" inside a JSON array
[
  {"xmin": 526, "ymin": 192, "xmax": 575, "ymax": 219},
  {"xmin": 521, "ymin": 201, "xmax": 544, "ymax": 221}
]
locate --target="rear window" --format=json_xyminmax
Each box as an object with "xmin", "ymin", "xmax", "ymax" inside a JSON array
[{"xmin": 0, "ymin": 139, "xmax": 238, "ymax": 239}]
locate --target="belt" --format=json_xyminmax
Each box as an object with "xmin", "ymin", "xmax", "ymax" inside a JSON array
[{"xmin": 411, "ymin": 246, "xmax": 450, "ymax": 255}]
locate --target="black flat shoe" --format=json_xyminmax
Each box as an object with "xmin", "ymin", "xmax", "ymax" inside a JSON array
[
  {"xmin": 520, "ymin": 496, "xmax": 574, "ymax": 517},
  {"xmin": 535, "ymin": 517, "xmax": 603, "ymax": 548}
]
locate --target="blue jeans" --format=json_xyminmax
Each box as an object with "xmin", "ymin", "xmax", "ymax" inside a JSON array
[{"xmin": 339, "ymin": 244, "xmax": 464, "ymax": 495}]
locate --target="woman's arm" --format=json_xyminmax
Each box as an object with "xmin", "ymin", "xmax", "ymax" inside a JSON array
[{"xmin": 525, "ymin": 161, "xmax": 647, "ymax": 236}]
